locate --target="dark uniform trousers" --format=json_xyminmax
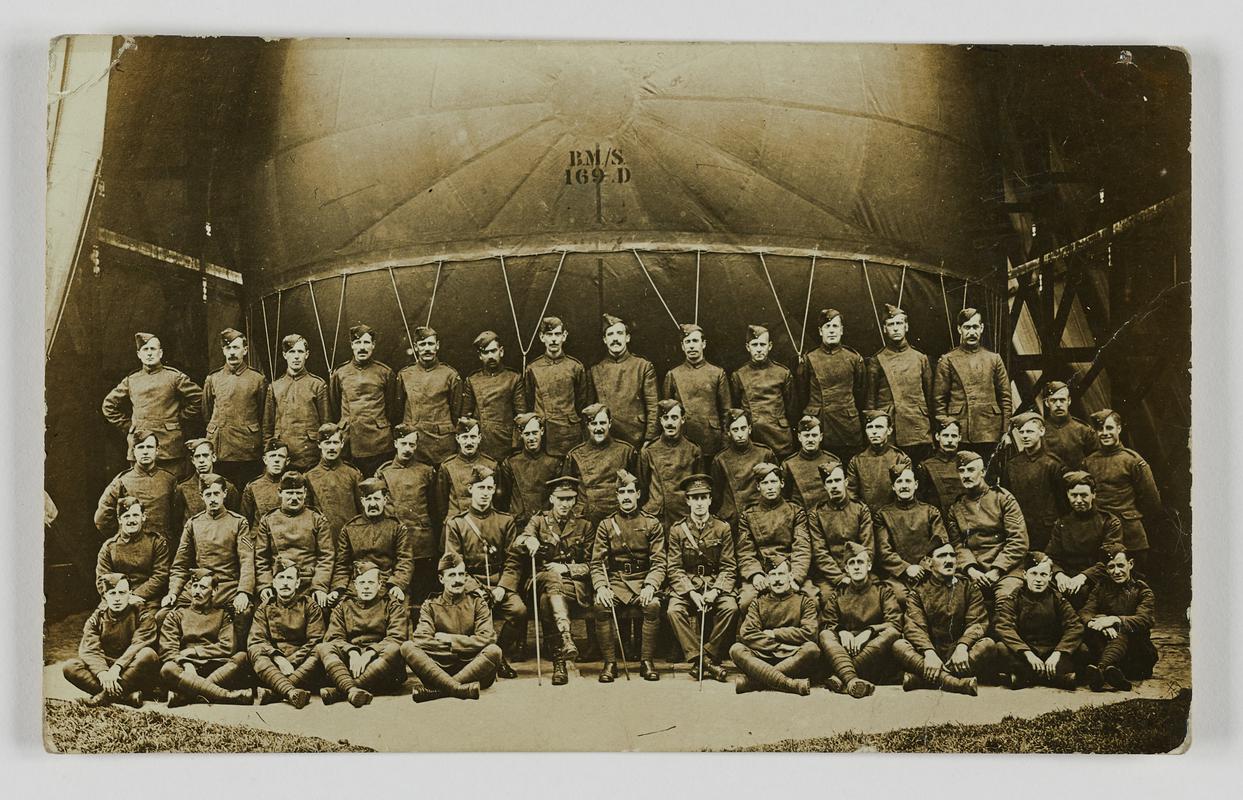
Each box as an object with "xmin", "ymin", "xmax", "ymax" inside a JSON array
[
  {"xmin": 818, "ymin": 577, "xmax": 902, "ymax": 684},
  {"xmin": 990, "ymin": 587, "xmax": 1084, "ymax": 686},
  {"xmin": 316, "ymin": 596, "xmax": 409, "ymax": 694},
  {"xmin": 63, "ymin": 605, "xmax": 161, "ymax": 698},
  {"xmin": 158, "ymin": 605, "xmax": 250, "ymax": 702},
  {"xmin": 729, "ymin": 591, "xmax": 821, "ymax": 694},
  {"xmin": 246, "ymin": 594, "xmax": 326, "ymax": 697},
  {"xmin": 1076, "ymin": 578, "xmax": 1158, "ymax": 681},
  {"xmin": 401, "ymin": 591, "xmax": 503, "ymax": 692}
]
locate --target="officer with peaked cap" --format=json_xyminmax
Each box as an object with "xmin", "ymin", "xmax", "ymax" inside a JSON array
[
  {"xmin": 731, "ymin": 324, "xmax": 797, "ymax": 460},
  {"xmin": 867, "ymin": 304, "xmax": 934, "ymax": 461},
  {"xmin": 563, "ymin": 402, "xmax": 637, "ymax": 526},
  {"xmin": 1000, "ymin": 411, "xmax": 1070, "ymax": 552},
  {"xmin": 590, "ymin": 314, "xmax": 660, "ymax": 448},
  {"xmin": 254, "ymin": 470, "xmax": 333, "ymax": 609},
  {"xmin": 664, "ymin": 323, "xmax": 731, "ymax": 459},
  {"xmin": 799, "ymin": 308, "xmax": 867, "ymax": 462},
  {"xmin": 946, "ymin": 450, "xmax": 1028, "ymax": 605},
  {"xmin": 523, "ymin": 316, "xmax": 590, "ymax": 459},
  {"xmin": 1039, "ymin": 381, "xmax": 1097, "ymax": 469},
  {"xmin": 264, "ymin": 333, "xmax": 331, "ymax": 472},
  {"xmin": 204, "ymin": 327, "xmax": 268, "ymax": 489},
  {"xmin": 329, "ymin": 323, "xmax": 397, "ymax": 476},
  {"xmin": 396, "ymin": 325, "xmax": 466, "ymax": 467},
  {"xmin": 463, "ymin": 330, "xmax": 528, "ymax": 459},
  {"xmin": 933, "ymin": 308, "xmax": 1012, "ymax": 457}
]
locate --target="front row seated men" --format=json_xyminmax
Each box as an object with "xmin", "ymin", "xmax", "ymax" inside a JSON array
[
  {"xmin": 316, "ymin": 561, "xmax": 409, "ymax": 707},
  {"xmin": 159, "ymin": 569, "xmax": 253, "ymax": 706},
  {"xmin": 818, "ymin": 542, "xmax": 902, "ymax": 698},
  {"xmin": 1079, "ymin": 544, "xmax": 1158, "ymax": 692},
  {"xmin": 728, "ymin": 555, "xmax": 819, "ymax": 695},
  {"xmin": 991, "ymin": 551, "xmax": 1084, "ymax": 690},
  {"xmin": 63, "ymin": 574, "xmax": 160, "ymax": 708},
  {"xmin": 247, "ymin": 557, "xmax": 324, "ymax": 708}
]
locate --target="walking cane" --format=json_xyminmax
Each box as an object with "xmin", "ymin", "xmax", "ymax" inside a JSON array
[
  {"xmin": 697, "ymin": 565, "xmax": 707, "ymax": 691},
  {"xmin": 601, "ymin": 561, "xmax": 631, "ymax": 681},
  {"xmin": 531, "ymin": 551, "xmax": 543, "ymax": 686}
]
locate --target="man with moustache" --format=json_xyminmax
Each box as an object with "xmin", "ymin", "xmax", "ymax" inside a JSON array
[
  {"xmin": 1047, "ymin": 471, "xmax": 1124, "ymax": 609},
  {"xmin": 731, "ymin": 324, "xmax": 797, "ymax": 460},
  {"xmin": 501, "ymin": 413, "xmax": 561, "ymax": 530},
  {"xmin": 563, "ymin": 403, "xmax": 637, "ymax": 527},
  {"xmin": 376, "ymin": 424, "xmax": 438, "ymax": 606},
  {"xmin": 254, "ymin": 471, "xmax": 333, "ymax": 610},
  {"xmin": 947, "ymin": 451, "xmax": 1029, "ymax": 605},
  {"xmin": 463, "ymin": 331, "xmax": 527, "ymax": 460},
  {"xmin": 728, "ymin": 556, "xmax": 819, "ymax": 695},
  {"xmin": 523, "ymin": 316, "xmax": 590, "ymax": 459},
  {"xmin": 874, "ymin": 464, "xmax": 950, "ymax": 605},
  {"xmin": 330, "ymin": 478, "xmax": 413, "ymax": 609},
  {"xmin": 437, "ymin": 417, "xmax": 501, "ymax": 523},
  {"xmin": 264, "ymin": 334, "xmax": 331, "ymax": 472},
  {"xmin": 709, "ymin": 409, "xmax": 775, "ymax": 528},
  {"xmin": 95, "ymin": 496, "xmax": 170, "ymax": 608},
  {"xmin": 736, "ymin": 462, "xmax": 812, "ymax": 615},
  {"xmin": 781, "ymin": 416, "xmax": 841, "ymax": 512},
  {"xmin": 846, "ymin": 409, "xmax": 912, "ymax": 512},
  {"xmin": 159, "ymin": 570, "xmax": 253, "ymax": 706},
  {"xmin": 867, "ymin": 304, "xmax": 934, "ymax": 462},
  {"xmin": 590, "ymin": 314, "xmax": 659, "ymax": 449},
  {"xmin": 1039, "ymin": 381, "xmax": 1097, "ymax": 469},
  {"xmin": 663, "ymin": 323, "xmax": 731, "ymax": 460},
  {"xmin": 94, "ymin": 430, "xmax": 178, "ymax": 541},
  {"xmin": 330, "ymin": 323, "xmax": 397, "ymax": 476},
  {"xmin": 396, "ymin": 325, "xmax": 466, "ymax": 467},
  {"xmin": 241, "ymin": 438, "xmax": 291, "ymax": 525},
  {"xmin": 637, "ymin": 398, "xmax": 703, "ymax": 530},
  {"xmin": 934, "ymin": 308, "xmax": 1012, "ymax": 459},
  {"xmin": 305, "ymin": 423, "xmax": 363, "ymax": 545},
  {"xmin": 203, "ymin": 328, "xmax": 268, "ymax": 489},
  {"xmin": 799, "ymin": 309, "xmax": 866, "ymax": 462}
]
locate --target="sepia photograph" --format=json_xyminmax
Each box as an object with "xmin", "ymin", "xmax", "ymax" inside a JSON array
[{"xmin": 42, "ymin": 34, "xmax": 1192, "ymax": 754}]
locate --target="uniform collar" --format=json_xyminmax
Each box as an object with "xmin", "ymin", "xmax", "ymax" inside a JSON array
[
  {"xmin": 141, "ymin": 364, "xmax": 163, "ymax": 374},
  {"xmin": 894, "ymin": 496, "xmax": 918, "ymax": 509},
  {"xmin": 1100, "ymin": 441, "xmax": 1123, "ymax": 454},
  {"xmin": 285, "ymin": 368, "xmax": 307, "ymax": 379},
  {"xmin": 819, "ymin": 343, "xmax": 843, "ymax": 354},
  {"xmin": 416, "ymin": 358, "xmax": 440, "ymax": 371},
  {"xmin": 682, "ymin": 358, "xmax": 708, "ymax": 369},
  {"xmin": 606, "ymin": 351, "xmax": 631, "ymax": 363},
  {"xmin": 225, "ymin": 362, "xmax": 248, "ymax": 375},
  {"xmin": 134, "ymin": 463, "xmax": 159, "ymax": 476},
  {"xmin": 885, "ymin": 339, "xmax": 910, "ymax": 352}
]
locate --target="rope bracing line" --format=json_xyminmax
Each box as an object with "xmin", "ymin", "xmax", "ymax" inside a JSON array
[
  {"xmin": 632, "ymin": 249, "xmax": 682, "ymax": 333},
  {"xmin": 388, "ymin": 266, "xmax": 415, "ymax": 355},
  {"xmin": 330, "ymin": 274, "xmax": 347, "ymax": 371},
  {"xmin": 425, "ymin": 261, "xmax": 444, "ymax": 327},
  {"xmin": 939, "ymin": 273, "xmax": 955, "ymax": 342},
  {"xmin": 860, "ymin": 258, "xmax": 885, "ymax": 345},
  {"xmin": 756, "ymin": 253, "xmax": 801, "ymax": 354},
  {"xmin": 307, "ymin": 279, "xmax": 332, "ymax": 371},
  {"xmin": 797, "ymin": 255, "xmax": 817, "ymax": 359},
  {"xmin": 500, "ymin": 251, "xmax": 569, "ymax": 372}
]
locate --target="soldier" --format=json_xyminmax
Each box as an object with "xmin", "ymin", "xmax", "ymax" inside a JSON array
[
  {"xmin": 376, "ymin": 424, "xmax": 438, "ymax": 606},
  {"xmin": 62, "ymin": 573, "xmax": 160, "ymax": 708},
  {"xmin": 589, "ymin": 314, "xmax": 659, "ymax": 449},
  {"xmin": 730, "ymin": 324, "xmax": 796, "ymax": 460},
  {"xmin": 728, "ymin": 555, "xmax": 819, "ymax": 695},
  {"xmin": 807, "ymin": 462, "xmax": 875, "ymax": 598},
  {"xmin": 436, "ymin": 416, "xmax": 500, "ymax": 524},
  {"xmin": 799, "ymin": 309, "xmax": 866, "ymax": 462},
  {"xmin": 818, "ymin": 541, "xmax": 902, "ymax": 697},
  {"xmin": 158, "ymin": 570, "xmax": 253, "ymax": 706},
  {"xmin": 664, "ymin": 473, "xmax": 738, "ymax": 682},
  {"xmin": 663, "ymin": 323, "xmax": 731, "ymax": 460},
  {"xmin": 892, "ymin": 541, "xmax": 991, "ymax": 696},
  {"xmin": 254, "ymin": 471, "xmax": 333, "ymax": 610},
  {"xmin": 163, "ymin": 473, "xmax": 255, "ymax": 650},
  {"xmin": 503, "ymin": 476, "xmax": 592, "ymax": 685},
  {"xmin": 1040, "ymin": 381, "xmax": 1097, "ymax": 469},
  {"xmin": 867, "ymin": 304, "xmax": 934, "ymax": 462},
  {"xmin": 315, "ymin": 562, "xmax": 409, "ymax": 706},
  {"xmin": 563, "ymin": 403, "xmax": 637, "ymax": 527},
  {"xmin": 874, "ymin": 464, "xmax": 950, "ymax": 606},
  {"xmin": 395, "ymin": 325, "xmax": 467, "ymax": 467},
  {"xmin": 101, "ymin": 331, "xmax": 203, "ymax": 477},
  {"xmin": 523, "ymin": 316, "xmax": 590, "ymax": 459},
  {"xmin": 1079, "ymin": 544, "xmax": 1158, "ymax": 692},
  {"xmin": 917, "ymin": 415, "xmax": 968, "ymax": 518},
  {"xmin": 330, "ymin": 323, "xmax": 397, "ymax": 476},
  {"xmin": 400, "ymin": 553, "xmax": 503, "ymax": 702},
  {"xmin": 991, "ymin": 551, "xmax": 1084, "ymax": 690},
  {"xmin": 240, "ymin": 437, "xmax": 290, "ymax": 525},
  {"xmin": 846, "ymin": 409, "xmax": 912, "ymax": 511},
  {"xmin": 501, "ymin": 413, "xmax": 560, "ymax": 530},
  {"xmin": 94, "ymin": 430, "xmax": 178, "ymax": 541},
  {"xmin": 947, "ymin": 450, "xmax": 1028, "ymax": 605},
  {"xmin": 1000, "ymin": 411, "xmax": 1070, "ymax": 551},
  {"xmin": 463, "ymin": 331, "xmax": 527, "ymax": 460},
  {"xmin": 781, "ymin": 416, "xmax": 841, "ymax": 512},
  {"xmin": 1083, "ymin": 409, "xmax": 1164, "ymax": 576},
  {"xmin": 442, "ymin": 465, "xmax": 525, "ymax": 678},
  {"xmin": 305, "ymin": 422, "xmax": 363, "ymax": 545},
  {"xmin": 330, "ymin": 478, "xmax": 413, "ymax": 608},
  {"xmin": 174, "ymin": 438, "xmax": 240, "ymax": 534},
  {"xmin": 95, "ymin": 496, "xmax": 170, "ymax": 608},
  {"xmin": 934, "ymin": 308, "xmax": 1012, "ymax": 460},
  {"xmin": 709, "ymin": 408, "xmax": 775, "ymax": 528},
  {"xmin": 736, "ymin": 462, "xmax": 812, "ymax": 614},
  {"xmin": 247, "ymin": 558, "xmax": 324, "ymax": 708},
  {"xmin": 591, "ymin": 469, "xmax": 666, "ymax": 682},
  {"xmin": 203, "ymin": 328, "xmax": 268, "ymax": 489},
  {"xmin": 1049, "ymin": 471, "xmax": 1124, "ymax": 609},
  {"xmin": 637, "ymin": 398, "xmax": 703, "ymax": 530},
  {"xmin": 264, "ymin": 334, "xmax": 331, "ymax": 472}
]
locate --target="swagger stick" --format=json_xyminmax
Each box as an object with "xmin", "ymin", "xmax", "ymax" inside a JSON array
[
  {"xmin": 697, "ymin": 566, "xmax": 707, "ymax": 691},
  {"xmin": 531, "ymin": 551, "xmax": 543, "ymax": 686},
  {"xmin": 600, "ymin": 560, "xmax": 631, "ymax": 681}
]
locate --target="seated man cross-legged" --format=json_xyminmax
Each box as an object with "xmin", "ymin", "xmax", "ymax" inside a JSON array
[
  {"xmin": 1079, "ymin": 544, "xmax": 1159, "ymax": 692},
  {"xmin": 63, "ymin": 573, "xmax": 160, "ymax": 708},
  {"xmin": 991, "ymin": 551, "xmax": 1084, "ymax": 690},
  {"xmin": 817, "ymin": 541, "xmax": 902, "ymax": 698},
  {"xmin": 246, "ymin": 557, "xmax": 324, "ymax": 708},
  {"xmin": 728, "ymin": 555, "xmax": 819, "ymax": 695},
  {"xmin": 315, "ymin": 561, "xmax": 409, "ymax": 707},
  {"xmin": 158, "ymin": 569, "xmax": 252, "ymax": 707}
]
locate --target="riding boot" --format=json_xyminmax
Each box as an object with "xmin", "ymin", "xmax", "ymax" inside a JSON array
[
  {"xmin": 552, "ymin": 658, "xmax": 569, "ymax": 686},
  {"xmin": 548, "ymin": 595, "xmax": 578, "ymax": 661},
  {"xmin": 453, "ymin": 645, "xmax": 502, "ymax": 690}
]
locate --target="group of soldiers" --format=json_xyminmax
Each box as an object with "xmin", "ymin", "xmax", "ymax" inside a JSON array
[{"xmin": 64, "ymin": 304, "xmax": 1164, "ymax": 708}]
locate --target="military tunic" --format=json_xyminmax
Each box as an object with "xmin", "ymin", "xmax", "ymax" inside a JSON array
[
  {"xmin": 590, "ymin": 352, "xmax": 660, "ymax": 447},
  {"xmin": 174, "ymin": 474, "xmax": 239, "ymax": 534},
  {"xmin": 1042, "ymin": 415, "xmax": 1097, "ymax": 469},
  {"xmin": 916, "ymin": 451, "xmax": 966, "ymax": 518},
  {"xmin": 730, "ymin": 359, "xmax": 797, "ymax": 459},
  {"xmin": 523, "ymin": 354, "xmax": 590, "ymax": 459},
  {"xmin": 78, "ymin": 604, "xmax": 157, "ymax": 673},
  {"xmin": 665, "ymin": 514, "xmax": 739, "ymax": 662},
  {"xmin": 96, "ymin": 530, "xmax": 170, "ymax": 603},
  {"xmin": 807, "ymin": 496, "xmax": 874, "ymax": 586},
  {"xmin": 874, "ymin": 498, "xmax": 949, "ymax": 578},
  {"xmin": 169, "ymin": 508, "xmax": 255, "ymax": 607},
  {"xmin": 395, "ymin": 360, "xmax": 466, "ymax": 466},
  {"xmin": 822, "ymin": 576, "xmax": 902, "ymax": 635},
  {"xmin": 94, "ymin": 465, "xmax": 178, "ymax": 539},
  {"xmin": 933, "ymin": 344, "xmax": 1012, "ymax": 446},
  {"xmin": 1047, "ymin": 509, "xmax": 1124, "ymax": 581},
  {"xmin": 500, "ymin": 450, "xmax": 559, "ymax": 527},
  {"xmin": 255, "ymin": 506, "xmax": 334, "ymax": 594},
  {"xmin": 305, "ymin": 460, "xmax": 362, "ymax": 542},
  {"xmin": 637, "ymin": 435, "xmax": 702, "ymax": 529},
  {"xmin": 662, "ymin": 360, "xmax": 730, "ymax": 459},
  {"xmin": 240, "ymin": 473, "xmax": 282, "ymax": 524},
  {"xmin": 1079, "ymin": 578, "xmax": 1158, "ymax": 677},
  {"xmin": 946, "ymin": 486, "xmax": 1029, "ymax": 578},
  {"xmin": 1083, "ymin": 443, "xmax": 1163, "ymax": 551},
  {"xmin": 799, "ymin": 344, "xmax": 866, "ymax": 450},
  {"xmin": 736, "ymin": 498, "xmax": 812, "ymax": 586},
  {"xmin": 1000, "ymin": 446, "xmax": 1069, "ymax": 551},
  {"xmin": 589, "ymin": 509, "xmax": 666, "ymax": 602},
  {"xmin": 710, "ymin": 441, "xmax": 775, "ymax": 524},
  {"xmin": 994, "ymin": 587, "xmax": 1084, "ymax": 659},
  {"xmin": 376, "ymin": 459, "xmax": 436, "ymax": 559},
  {"xmin": 463, "ymin": 366, "xmax": 527, "ymax": 460},
  {"xmin": 411, "ymin": 591, "xmax": 497, "ymax": 657},
  {"xmin": 324, "ymin": 595, "xmax": 409, "ymax": 651},
  {"xmin": 263, "ymin": 370, "xmax": 331, "ymax": 470},
  {"xmin": 902, "ymin": 575, "xmax": 990, "ymax": 659},
  {"xmin": 781, "ymin": 450, "xmax": 841, "ymax": 511},
  {"xmin": 443, "ymin": 507, "xmax": 519, "ymax": 590},
  {"xmin": 501, "ymin": 512, "xmax": 594, "ymax": 604},
  {"xmin": 101, "ymin": 364, "xmax": 204, "ymax": 462},
  {"xmin": 159, "ymin": 605, "xmax": 236, "ymax": 666},
  {"xmin": 203, "ymin": 363, "xmax": 268, "ymax": 462},
  {"xmin": 332, "ymin": 513, "xmax": 414, "ymax": 595},
  {"xmin": 435, "ymin": 452, "xmax": 500, "ymax": 525},
  {"xmin": 247, "ymin": 593, "xmax": 325, "ymax": 663},
  {"xmin": 737, "ymin": 590, "xmax": 818, "ymax": 661},
  {"xmin": 846, "ymin": 444, "xmax": 912, "ymax": 510},
  {"xmin": 329, "ymin": 359, "xmax": 397, "ymax": 460},
  {"xmin": 867, "ymin": 342, "xmax": 934, "ymax": 447},
  {"xmin": 563, "ymin": 437, "xmax": 636, "ymax": 526}
]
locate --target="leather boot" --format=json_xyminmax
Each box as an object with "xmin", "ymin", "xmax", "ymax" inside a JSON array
[
  {"xmin": 552, "ymin": 658, "xmax": 569, "ymax": 686},
  {"xmin": 940, "ymin": 673, "xmax": 979, "ymax": 696},
  {"xmin": 731, "ymin": 647, "xmax": 810, "ymax": 695},
  {"xmin": 405, "ymin": 645, "xmax": 472, "ymax": 700},
  {"xmin": 254, "ymin": 656, "xmax": 298, "ymax": 701},
  {"xmin": 902, "ymin": 672, "xmax": 934, "ymax": 691},
  {"xmin": 119, "ymin": 691, "xmax": 144, "ymax": 709},
  {"xmin": 734, "ymin": 675, "xmax": 756, "ymax": 694},
  {"xmin": 639, "ymin": 660, "xmax": 660, "ymax": 681},
  {"xmin": 1084, "ymin": 664, "xmax": 1106, "ymax": 691},
  {"xmin": 594, "ymin": 615, "xmax": 618, "ymax": 664},
  {"xmin": 548, "ymin": 596, "xmax": 579, "ymax": 661},
  {"xmin": 453, "ymin": 650, "xmax": 501, "ymax": 690},
  {"xmin": 1103, "ymin": 666, "xmax": 1132, "ymax": 691},
  {"xmin": 320, "ymin": 687, "xmax": 345, "ymax": 705},
  {"xmin": 599, "ymin": 662, "xmax": 618, "ymax": 683},
  {"xmin": 846, "ymin": 678, "xmax": 875, "ymax": 698},
  {"xmin": 347, "ymin": 687, "xmax": 373, "ymax": 707},
  {"xmin": 80, "ymin": 692, "xmax": 111, "ymax": 707},
  {"xmin": 287, "ymin": 688, "xmax": 311, "ymax": 708}
]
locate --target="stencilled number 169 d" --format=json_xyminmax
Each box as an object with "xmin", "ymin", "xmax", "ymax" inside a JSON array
[{"xmin": 564, "ymin": 166, "xmax": 632, "ymax": 185}]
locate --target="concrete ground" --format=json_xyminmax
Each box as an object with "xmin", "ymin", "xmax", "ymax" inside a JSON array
[{"xmin": 43, "ymin": 610, "xmax": 1190, "ymax": 752}]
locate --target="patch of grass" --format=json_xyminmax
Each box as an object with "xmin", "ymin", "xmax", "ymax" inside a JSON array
[
  {"xmin": 44, "ymin": 699, "xmax": 373, "ymax": 753},
  {"xmin": 726, "ymin": 690, "xmax": 1191, "ymax": 753}
]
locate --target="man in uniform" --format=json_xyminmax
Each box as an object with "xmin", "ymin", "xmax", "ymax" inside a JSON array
[
  {"xmin": 807, "ymin": 462, "xmax": 875, "ymax": 600},
  {"xmin": 94, "ymin": 430, "xmax": 178, "ymax": 541},
  {"xmin": 63, "ymin": 573, "xmax": 160, "ymax": 708},
  {"xmin": 523, "ymin": 316, "xmax": 590, "ymax": 459},
  {"xmin": 934, "ymin": 308, "xmax": 1012, "ymax": 460},
  {"xmin": 947, "ymin": 451, "xmax": 1029, "ymax": 605},
  {"xmin": 240, "ymin": 437, "xmax": 289, "ymax": 524},
  {"xmin": 247, "ymin": 558, "xmax": 324, "ymax": 708},
  {"xmin": 1083, "ymin": 409, "xmax": 1164, "ymax": 576},
  {"xmin": 664, "ymin": 473, "xmax": 738, "ymax": 682},
  {"xmin": 330, "ymin": 323, "xmax": 397, "ymax": 476},
  {"xmin": 501, "ymin": 413, "xmax": 560, "ymax": 530},
  {"xmin": 916, "ymin": 415, "xmax": 968, "ymax": 518},
  {"xmin": 991, "ymin": 551, "xmax": 1083, "ymax": 689},
  {"xmin": 376, "ymin": 424, "xmax": 438, "ymax": 607},
  {"xmin": 736, "ymin": 462, "xmax": 812, "ymax": 615},
  {"xmin": 330, "ymin": 478, "xmax": 413, "ymax": 610},
  {"xmin": 159, "ymin": 569, "xmax": 253, "ymax": 706},
  {"xmin": 590, "ymin": 469, "xmax": 666, "ymax": 682},
  {"xmin": 1000, "ymin": 411, "xmax": 1070, "ymax": 551},
  {"xmin": 1048, "ymin": 471, "xmax": 1124, "ymax": 609},
  {"xmin": 437, "ymin": 416, "xmax": 501, "ymax": 524},
  {"xmin": 730, "ymin": 324, "xmax": 796, "ymax": 460},
  {"xmin": 892, "ymin": 541, "xmax": 990, "ymax": 696},
  {"xmin": 264, "ymin": 334, "xmax": 331, "ymax": 472},
  {"xmin": 663, "ymin": 323, "xmax": 731, "ymax": 460},
  {"xmin": 254, "ymin": 471, "xmax": 333, "ymax": 610},
  {"xmin": 799, "ymin": 309, "xmax": 866, "ymax": 462},
  {"xmin": 781, "ymin": 416, "xmax": 840, "ymax": 512},
  {"xmin": 102, "ymin": 331, "xmax": 203, "ymax": 478},
  {"xmin": 590, "ymin": 314, "xmax": 659, "ymax": 449},
  {"xmin": 395, "ymin": 325, "xmax": 467, "ymax": 467},
  {"xmin": 463, "ymin": 331, "xmax": 527, "ymax": 460},
  {"xmin": 846, "ymin": 409, "xmax": 912, "ymax": 511},
  {"xmin": 638, "ymin": 399, "xmax": 703, "ymax": 531},
  {"xmin": 203, "ymin": 328, "xmax": 268, "ymax": 489},
  {"xmin": 709, "ymin": 408, "xmax": 775, "ymax": 528},
  {"xmin": 868, "ymin": 304, "xmax": 934, "ymax": 462},
  {"xmin": 1040, "ymin": 380, "xmax": 1097, "ymax": 469},
  {"xmin": 305, "ymin": 422, "xmax": 362, "ymax": 546},
  {"xmin": 442, "ymin": 465, "xmax": 525, "ymax": 678},
  {"xmin": 1079, "ymin": 544, "xmax": 1158, "ymax": 692},
  {"xmin": 96, "ymin": 496, "xmax": 170, "ymax": 608},
  {"xmin": 873, "ymin": 464, "xmax": 950, "ymax": 606},
  {"xmin": 316, "ymin": 561, "xmax": 409, "ymax": 706},
  {"xmin": 504, "ymin": 476, "xmax": 593, "ymax": 685},
  {"xmin": 400, "ymin": 553, "xmax": 504, "ymax": 701},
  {"xmin": 563, "ymin": 403, "xmax": 637, "ymax": 527},
  {"xmin": 174, "ymin": 437, "xmax": 240, "ymax": 534},
  {"xmin": 818, "ymin": 541, "xmax": 902, "ymax": 698},
  {"xmin": 728, "ymin": 555, "xmax": 819, "ymax": 695}
]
